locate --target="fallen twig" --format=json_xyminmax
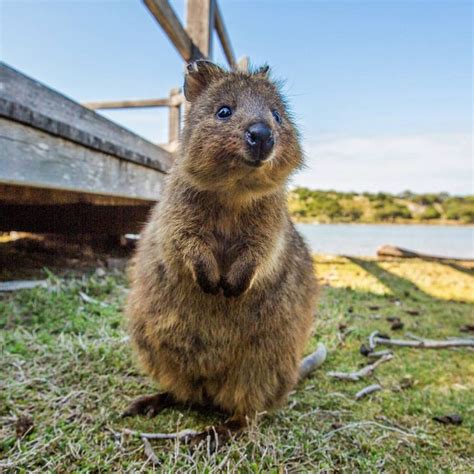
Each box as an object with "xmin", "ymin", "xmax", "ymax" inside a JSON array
[
  {"xmin": 122, "ymin": 427, "xmax": 199, "ymax": 440},
  {"xmin": 433, "ymin": 414, "xmax": 463, "ymax": 426},
  {"xmin": 355, "ymin": 384, "xmax": 382, "ymax": 400},
  {"xmin": 323, "ymin": 420, "xmax": 419, "ymax": 440},
  {"xmin": 367, "ymin": 350, "xmax": 393, "ymax": 359},
  {"xmin": 142, "ymin": 437, "xmax": 161, "ymax": 465},
  {"xmin": 0, "ymin": 280, "xmax": 48, "ymax": 292},
  {"xmin": 79, "ymin": 291, "xmax": 109, "ymax": 307},
  {"xmin": 327, "ymin": 354, "xmax": 393, "ymax": 381},
  {"xmin": 368, "ymin": 331, "xmax": 380, "ymax": 351},
  {"xmin": 373, "ymin": 336, "xmax": 474, "ymax": 349},
  {"xmin": 299, "ymin": 343, "xmax": 327, "ymax": 380}
]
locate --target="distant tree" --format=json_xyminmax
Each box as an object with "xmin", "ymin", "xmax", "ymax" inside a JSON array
[
  {"xmin": 399, "ymin": 190, "xmax": 415, "ymax": 200},
  {"xmin": 412, "ymin": 194, "xmax": 441, "ymax": 205},
  {"xmin": 438, "ymin": 192, "xmax": 450, "ymax": 202},
  {"xmin": 420, "ymin": 206, "xmax": 441, "ymax": 220},
  {"xmin": 443, "ymin": 197, "xmax": 474, "ymax": 223},
  {"xmin": 374, "ymin": 203, "xmax": 412, "ymax": 221},
  {"xmin": 342, "ymin": 207, "xmax": 363, "ymax": 221}
]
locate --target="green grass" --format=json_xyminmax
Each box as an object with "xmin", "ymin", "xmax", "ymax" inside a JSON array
[{"xmin": 1, "ymin": 257, "xmax": 473, "ymax": 472}]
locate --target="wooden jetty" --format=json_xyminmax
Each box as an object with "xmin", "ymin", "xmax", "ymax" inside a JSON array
[{"xmin": 0, "ymin": 0, "xmax": 244, "ymax": 235}]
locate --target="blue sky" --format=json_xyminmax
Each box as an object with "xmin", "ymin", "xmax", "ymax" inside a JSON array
[{"xmin": 1, "ymin": 0, "xmax": 472, "ymax": 194}]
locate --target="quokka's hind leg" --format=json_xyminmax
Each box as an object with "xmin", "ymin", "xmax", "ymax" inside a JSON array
[
  {"xmin": 188, "ymin": 415, "xmax": 248, "ymax": 452},
  {"xmin": 122, "ymin": 392, "xmax": 176, "ymax": 418}
]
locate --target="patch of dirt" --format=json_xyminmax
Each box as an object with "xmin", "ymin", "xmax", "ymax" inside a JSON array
[{"xmin": 0, "ymin": 233, "xmax": 134, "ymax": 280}]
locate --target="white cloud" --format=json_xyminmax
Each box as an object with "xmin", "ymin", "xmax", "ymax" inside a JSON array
[{"xmin": 293, "ymin": 132, "xmax": 473, "ymax": 194}]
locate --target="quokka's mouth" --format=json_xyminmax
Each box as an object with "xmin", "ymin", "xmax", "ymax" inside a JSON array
[{"xmin": 242, "ymin": 159, "xmax": 265, "ymax": 168}]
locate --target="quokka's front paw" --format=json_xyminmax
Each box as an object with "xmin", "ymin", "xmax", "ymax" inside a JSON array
[
  {"xmin": 193, "ymin": 258, "xmax": 220, "ymax": 295},
  {"xmin": 220, "ymin": 277, "xmax": 248, "ymax": 298},
  {"xmin": 221, "ymin": 261, "xmax": 256, "ymax": 298}
]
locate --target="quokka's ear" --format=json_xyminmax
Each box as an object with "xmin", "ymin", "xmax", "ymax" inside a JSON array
[
  {"xmin": 184, "ymin": 60, "xmax": 226, "ymax": 102},
  {"xmin": 254, "ymin": 64, "xmax": 270, "ymax": 78}
]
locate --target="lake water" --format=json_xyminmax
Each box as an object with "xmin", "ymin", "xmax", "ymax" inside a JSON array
[{"xmin": 296, "ymin": 224, "xmax": 474, "ymax": 259}]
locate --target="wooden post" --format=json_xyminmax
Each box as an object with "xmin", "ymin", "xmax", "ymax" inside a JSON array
[
  {"xmin": 214, "ymin": 3, "xmax": 236, "ymax": 67},
  {"xmin": 237, "ymin": 56, "xmax": 249, "ymax": 72},
  {"xmin": 143, "ymin": 0, "xmax": 201, "ymax": 61},
  {"xmin": 186, "ymin": 0, "xmax": 215, "ymax": 59},
  {"xmin": 168, "ymin": 87, "xmax": 181, "ymax": 144}
]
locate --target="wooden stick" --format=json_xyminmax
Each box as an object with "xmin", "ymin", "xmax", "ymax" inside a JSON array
[
  {"xmin": 368, "ymin": 331, "xmax": 380, "ymax": 351},
  {"xmin": 373, "ymin": 336, "xmax": 474, "ymax": 349},
  {"xmin": 122, "ymin": 428, "xmax": 199, "ymax": 440},
  {"xmin": 367, "ymin": 350, "xmax": 393, "ymax": 359},
  {"xmin": 355, "ymin": 384, "xmax": 382, "ymax": 400},
  {"xmin": 142, "ymin": 437, "xmax": 161, "ymax": 465},
  {"xmin": 327, "ymin": 354, "xmax": 393, "ymax": 381},
  {"xmin": 299, "ymin": 344, "xmax": 327, "ymax": 380}
]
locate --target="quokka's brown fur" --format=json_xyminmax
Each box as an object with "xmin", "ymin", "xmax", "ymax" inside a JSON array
[{"xmin": 126, "ymin": 61, "xmax": 318, "ymax": 421}]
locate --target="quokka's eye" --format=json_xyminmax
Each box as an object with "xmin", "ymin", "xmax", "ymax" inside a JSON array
[
  {"xmin": 272, "ymin": 109, "xmax": 282, "ymax": 125},
  {"xmin": 216, "ymin": 106, "xmax": 232, "ymax": 119}
]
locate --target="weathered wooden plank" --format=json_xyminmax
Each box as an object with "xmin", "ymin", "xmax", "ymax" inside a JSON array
[
  {"xmin": 0, "ymin": 62, "xmax": 173, "ymax": 173},
  {"xmin": 143, "ymin": 0, "xmax": 203, "ymax": 61},
  {"xmin": 186, "ymin": 0, "xmax": 215, "ymax": 58},
  {"xmin": 0, "ymin": 118, "xmax": 166, "ymax": 202},
  {"xmin": 214, "ymin": 3, "xmax": 236, "ymax": 67},
  {"xmin": 0, "ymin": 203, "xmax": 152, "ymax": 234},
  {"xmin": 0, "ymin": 183, "xmax": 151, "ymax": 207},
  {"xmin": 83, "ymin": 98, "xmax": 171, "ymax": 110}
]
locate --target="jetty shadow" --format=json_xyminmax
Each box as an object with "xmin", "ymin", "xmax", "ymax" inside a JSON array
[
  {"xmin": 435, "ymin": 260, "xmax": 474, "ymax": 278},
  {"xmin": 345, "ymin": 256, "xmax": 440, "ymax": 304}
]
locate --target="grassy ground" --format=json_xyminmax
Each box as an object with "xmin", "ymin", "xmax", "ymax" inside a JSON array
[{"xmin": 1, "ymin": 249, "xmax": 473, "ymax": 472}]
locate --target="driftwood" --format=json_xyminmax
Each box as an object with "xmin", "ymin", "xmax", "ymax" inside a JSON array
[
  {"xmin": 373, "ymin": 335, "xmax": 474, "ymax": 349},
  {"xmin": 367, "ymin": 350, "xmax": 393, "ymax": 359},
  {"xmin": 355, "ymin": 384, "xmax": 382, "ymax": 400},
  {"xmin": 142, "ymin": 437, "xmax": 161, "ymax": 465},
  {"xmin": 79, "ymin": 291, "xmax": 109, "ymax": 308},
  {"xmin": 377, "ymin": 245, "xmax": 473, "ymax": 262},
  {"xmin": 121, "ymin": 428, "xmax": 199, "ymax": 441},
  {"xmin": 327, "ymin": 354, "xmax": 393, "ymax": 381},
  {"xmin": 299, "ymin": 344, "xmax": 327, "ymax": 380}
]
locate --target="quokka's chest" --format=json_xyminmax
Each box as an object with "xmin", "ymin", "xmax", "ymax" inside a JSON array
[
  {"xmin": 204, "ymin": 213, "xmax": 247, "ymax": 270},
  {"xmin": 209, "ymin": 230, "xmax": 243, "ymax": 274}
]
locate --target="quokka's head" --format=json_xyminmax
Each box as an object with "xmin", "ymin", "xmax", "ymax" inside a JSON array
[{"xmin": 180, "ymin": 60, "xmax": 302, "ymax": 196}]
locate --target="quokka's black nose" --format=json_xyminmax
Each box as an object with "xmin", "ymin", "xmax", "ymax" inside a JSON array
[{"xmin": 245, "ymin": 122, "xmax": 274, "ymax": 161}]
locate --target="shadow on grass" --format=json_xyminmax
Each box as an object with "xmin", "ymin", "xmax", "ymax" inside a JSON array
[
  {"xmin": 346, "ymin": 257, "xmax": 440, "ymax": 304},
  {"xmin": 346, "ymin": 256, "xmax": 474, "ymax": 305},
  {"xmin": 436, "ymin": 260, "xmax": 474, "ymax": 278}
]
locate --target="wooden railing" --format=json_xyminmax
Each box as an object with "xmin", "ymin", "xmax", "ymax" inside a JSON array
[
  {"xmin": 0, "ymin": 0, "xmax": 246, "ymax": 234},
  {"xmin": 83, "ymin": 0, "xmax": 246, "ymax": 149}
]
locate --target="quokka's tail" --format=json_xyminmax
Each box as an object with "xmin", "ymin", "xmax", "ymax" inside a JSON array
[{"xmin": 299, "ymin": 343, "xmax": 327, "ymax": 381}]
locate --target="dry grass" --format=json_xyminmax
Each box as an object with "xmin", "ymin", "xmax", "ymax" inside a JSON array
[{"xmin": 1, "ymin": 252, "xmax": 473, "ymax": 472}]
